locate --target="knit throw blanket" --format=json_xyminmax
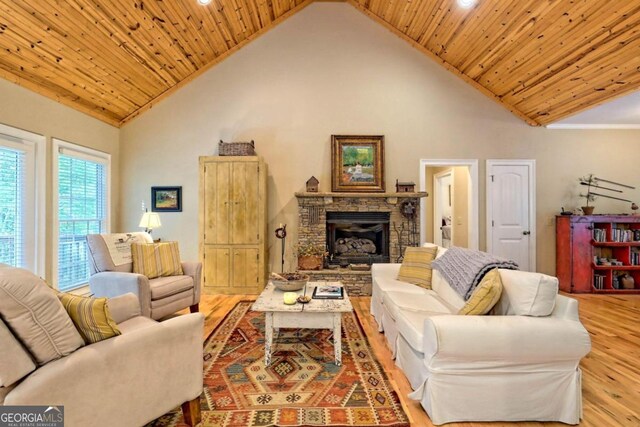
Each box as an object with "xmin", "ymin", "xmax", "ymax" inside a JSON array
[{"xmin": 431, "ymin": 247, "xmax": 519, "ymax": 300}]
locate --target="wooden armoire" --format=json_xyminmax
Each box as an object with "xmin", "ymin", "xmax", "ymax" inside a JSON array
[{"xmin": 199, "ymin": 156, "xmax": 267, "ymax": 294}]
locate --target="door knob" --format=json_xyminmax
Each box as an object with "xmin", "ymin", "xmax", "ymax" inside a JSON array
[{"xmin": 523, "ymin": 231, "xmax": 531, "ymax": 235}]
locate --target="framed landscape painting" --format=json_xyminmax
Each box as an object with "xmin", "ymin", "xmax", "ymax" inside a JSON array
[
  {"xmin": 331, "ymin": 135, "xmax": 385, "ymax": 192},
  {"xmin": 151, "ymin": 186, "xmax": 182, "ymax": 212}
]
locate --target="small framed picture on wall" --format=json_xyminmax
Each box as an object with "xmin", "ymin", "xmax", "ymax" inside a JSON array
[{"xmin": 151, "ymin": 186, "xmax": 182, "ymax": 212}]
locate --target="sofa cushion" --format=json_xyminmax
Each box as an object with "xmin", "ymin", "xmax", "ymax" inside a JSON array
[
  {"xmin": 382, "ymin": 291, "xmax": 454, "ymax": 321},
  {"xmin": 132, "ymin": 242, "xmax": 184, "ymax": 280},
  {"xmin": 149, "ymin": 276, "xmax": 194, "ymax": 300},
  {"xmin": 0, "ymin": 268, "xmax": 84, "ymax": 365},
  {"xmin": 459, "ymin": 269, "xmax": 503, "ymax": 315},
  {"xmin": 116, "ymin": 316, "xmax": 157, "ymax": 334},
  {"xmin": 493, "ymin": 269, "xmax": 558, "ymax": 316},
  {"xmin": 58, "ymin": 293, "xmax": 121, "ymax": 344},
  {"xmin": 0, "ymin": 318, "xmax": 35, "ymax": 387},
  {"xmin": 87, "ymin": 232, "xmax": 153, "ymax": 274},
  {"xmin": 397, "ymin": 246, "xmax": 438, "ymax": 289},
  {"xmin": 396, "ymin": 309, "xmax": 446, "ymax": 353},
  {"xmin": 373, "ymin": 276, "xmax": 429, "ymax": 299}
]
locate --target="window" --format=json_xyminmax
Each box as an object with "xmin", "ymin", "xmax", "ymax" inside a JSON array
[
  {"xmin": 0, "ymin": 123, "xmax": 44, "ymax": 274},
  {"xmin": 54, "ymin": 140, "xmax": 110, "ymax": 291},
  {"xmin": 0, "ymin": 138, "xmax": 35, "ymax": 269}
]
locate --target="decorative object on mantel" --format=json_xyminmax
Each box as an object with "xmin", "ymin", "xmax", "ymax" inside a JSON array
[
  {"xmin": 331, "ymin": 135, "xmax": 385, "ymax": 192},
  {"xmin": 579, "ymin": 174, "xmax": 635, "ymax": 215},
  {"xmin": 306, "ymin": 176, "xmax": 319, "ymax": 192},
  {"xmin": 218, "ymin": 139, "xmax": 256, "ymax": 156},
  {"xmin": 297, "ymin": 241, "xmax": 325, "ymax": 270},
  {"xmin": 395, "ymin": 179, "xmax": 415, "ymax": 193},
  {"xmin": 274, "ymin": 224, "xmax": 287, "ymax": 273},
  {"xmin": 632, "ymin": 202, "xmax": 638, "ymax": 215}
]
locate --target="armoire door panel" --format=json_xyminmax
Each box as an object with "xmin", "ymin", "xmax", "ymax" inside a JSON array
[
  {"xmin": 203, "ymin": 247, "xmax": 230, "ymax": 288},
  {"xmin": 244, "ymin": 163, "xmax": 260, "ymax": 244},
  {"xmin": 214, "ymin": 163, "xmax": 231, "ymax": 244},
  {"xmin": 232, "ymin": 248, "xmax": 259, "ymax": 288},
  {"xmin": 231, "ymin": 163, "xmax": 247, "ymax": 244}
]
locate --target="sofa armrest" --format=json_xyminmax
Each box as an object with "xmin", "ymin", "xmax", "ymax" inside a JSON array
[
  {"xmin": 90, "ymin": 272, "xmax": 151, "ymax": 317},
  {"xmin": 181, "ymin": 261, "xmax": 202, "ymax": 305},
  {"xmin": 371, "ymin": 263, "xmax": 402, "ymax": 281},
  {"xmin": 5, "ymin": 314, "xmax": 204, "ymax": 427},
  {"xmin": 107, "ymin": 293, "xmax": 142, "ymax": 324},
  {"xmin": 423, "ymin": 315, "xmax": 591, "ymax": 365}
]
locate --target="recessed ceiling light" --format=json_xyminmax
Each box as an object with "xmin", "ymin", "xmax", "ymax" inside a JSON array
[
  {"xmin": 457, "ymin": 0, "xmax": 477, "ymax": 9},
  {"xmin": 197, "ymin": 0, "xmax": 212, "ymax": 5}
]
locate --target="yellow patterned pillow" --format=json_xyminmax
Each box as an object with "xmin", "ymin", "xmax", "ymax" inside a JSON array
[
  {"xmin": 131, "ymin": 242, "xmax": 184, "ymax": 279},
  {"xmin": 459, "ymin": 269, "xmax": 503, "ymax": 315},
  {"xmin": 58, "ymin": 293, "xmax": 121, "ymax": 344},
  {"xmin": 397, "ymin": 246, "xmax": 438, "ymax": 289}
]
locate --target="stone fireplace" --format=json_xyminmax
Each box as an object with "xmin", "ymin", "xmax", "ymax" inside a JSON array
[
  {"xmin": 326, "ymin": 211, "xmax": 390, "ymax": 266},
  {"xmin": 296, "ymin": 192, "xmax": 427, "ymax": 295}
]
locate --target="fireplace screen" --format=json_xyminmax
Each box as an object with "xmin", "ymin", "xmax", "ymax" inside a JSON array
[{"xmin": 326, "ymin": 212, "xmax": 390, "ymax": 265}]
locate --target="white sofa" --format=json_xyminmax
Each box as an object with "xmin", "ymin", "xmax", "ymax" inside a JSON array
[{"xmin": 371, "ymin": 244, "xmax": 591, "ymax": 425}]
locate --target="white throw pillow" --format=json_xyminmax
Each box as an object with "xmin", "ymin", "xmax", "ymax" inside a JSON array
[{"xmin": 493, "ymin": 269, "xmax": 558, "ymax": 316}]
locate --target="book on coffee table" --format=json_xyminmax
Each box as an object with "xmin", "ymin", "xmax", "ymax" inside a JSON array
[{"xmin": 312, "ymin": 284, "xmax": 344, "ymax": 299}]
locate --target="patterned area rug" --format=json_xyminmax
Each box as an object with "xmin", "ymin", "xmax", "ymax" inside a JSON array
[{"xmin": 147, "ymin": 301, "xmax": 410, "ymax": 427}]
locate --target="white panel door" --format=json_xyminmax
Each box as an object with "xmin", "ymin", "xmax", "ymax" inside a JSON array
[{"xmin": 488, "ymin": 163, "xmax": 534, "ymax": 271}]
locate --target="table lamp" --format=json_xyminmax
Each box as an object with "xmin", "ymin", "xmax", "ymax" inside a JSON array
[{"xmin": 139, "ymin": 211, "xmax": 161, "ymax": 234}]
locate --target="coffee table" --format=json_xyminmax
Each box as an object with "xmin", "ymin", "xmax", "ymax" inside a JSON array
[{"xmin": 251, "ymin": 281, "xmax": 353, "ymax": 366}]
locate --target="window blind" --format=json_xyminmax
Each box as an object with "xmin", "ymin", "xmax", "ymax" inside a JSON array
[
  {"xmin": 57, "ymin": 153, "xmax": 107, "ymax": 291},
  {"xmin": 0, "ymin": 147, "xmax": 26, "ymax": 268}
]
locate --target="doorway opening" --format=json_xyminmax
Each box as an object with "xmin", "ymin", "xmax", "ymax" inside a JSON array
[{"xmin": 419, "ymin": 160, "xmax": 479, "ymax": 250}]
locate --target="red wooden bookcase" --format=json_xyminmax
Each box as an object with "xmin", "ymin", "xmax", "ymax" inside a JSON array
[{"xmin": 557, "ymin": 215, "xmax": 640, "ymax": 294}]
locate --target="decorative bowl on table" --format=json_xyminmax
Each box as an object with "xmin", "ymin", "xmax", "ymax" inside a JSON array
[{"xmin": 270, "ymin": 272, "xmax": 309, "ymax": 292}]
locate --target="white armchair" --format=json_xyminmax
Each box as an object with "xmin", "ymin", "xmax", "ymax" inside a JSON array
[{"xmin": 87, "ymin": 233, "xmax": 201, "ymax": 320}]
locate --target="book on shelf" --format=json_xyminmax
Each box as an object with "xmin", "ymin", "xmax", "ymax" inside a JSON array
[
  {"xmin": 312, "ymin": 284, "xmax": 344, "ymax": 299},
  {"xmin": 593, "ymin": 228, "xmax": 606, "ymax": 242},
  {"xmin": 610, "ymin": 227, "xmax": 634, "ymax": 242},
  {"xmin": 593, "ymin": 274, "xmax": 606, "ymax": 290}
]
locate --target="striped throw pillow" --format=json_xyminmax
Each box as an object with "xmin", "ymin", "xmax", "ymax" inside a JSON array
[
  {"xmin": 131, "ymin": 242, "xmax": 184, "ymax": 279},
  {"xmin": 397, "ymin": 246, "xmax": 438, "ymax": 289},
  {"xmin": 57, "ymin": 293, "xmax": 121, "ymax": 344},
  {"xmin": 459, "ymin": 269, "xmax": 503, "ymax": 315}
]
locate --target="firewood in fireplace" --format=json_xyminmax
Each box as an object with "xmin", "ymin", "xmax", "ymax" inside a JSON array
[{"xmin": 335, "ymin": 237, "xmax": 377, "ymax": 255}]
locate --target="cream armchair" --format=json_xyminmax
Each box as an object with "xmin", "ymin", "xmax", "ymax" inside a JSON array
[
  {"xmin": 87, "ymin": 233, "xmax": 201, "ymax": 320},
  {"xmin": 1, "ymin": 278, "xmax": 204, "ymax": 427}
]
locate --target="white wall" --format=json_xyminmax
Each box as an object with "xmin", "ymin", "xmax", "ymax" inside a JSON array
[
  {"xmin": 0, "ymin": 79, "xmax": 119, "ymax": 281},
  {"xmin": 119, "ymin": 3, "xmax": 640, "ymax": 275}
]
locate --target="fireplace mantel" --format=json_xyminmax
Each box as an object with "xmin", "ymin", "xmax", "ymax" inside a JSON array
[{"xmin": 295, "ymin": 192, "xmax": 428, "ymax": 198}]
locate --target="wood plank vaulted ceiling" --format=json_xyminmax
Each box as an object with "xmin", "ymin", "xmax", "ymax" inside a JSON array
[{"xmin": 0, "ymin": 0, "xmax": 638, "ymax": 127}]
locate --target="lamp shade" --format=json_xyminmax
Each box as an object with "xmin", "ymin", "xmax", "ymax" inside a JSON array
[{"xmin": 139, "ymin": 212, "xmax": 161, "ymax": 229}]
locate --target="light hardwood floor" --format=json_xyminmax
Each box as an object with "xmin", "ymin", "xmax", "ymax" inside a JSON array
[{"xmin": 183, "ymin": 293, "xmax": 640, "ymax": 427}]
